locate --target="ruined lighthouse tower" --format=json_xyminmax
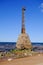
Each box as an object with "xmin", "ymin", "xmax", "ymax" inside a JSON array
[{"xmin": 16, "ymin": 7, "xmax": 32, "ymax": 50}]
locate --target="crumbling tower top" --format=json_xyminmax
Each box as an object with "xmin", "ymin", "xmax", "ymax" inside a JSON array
[{"xmin": 21, "ymin": 7, "xmax": 26, "ymax": 33}]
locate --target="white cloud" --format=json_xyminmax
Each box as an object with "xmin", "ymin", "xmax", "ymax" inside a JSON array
[
  {"xmin": 39, "ymin": 3, "xmax": 43, "ymax": 13},
  {"xmin": 41, "ymin": 9, "xmax": 43, "ymax": 12},
  {"xmin": 40, "ymin": 3, "xmax": 43, "ymax": 8}
]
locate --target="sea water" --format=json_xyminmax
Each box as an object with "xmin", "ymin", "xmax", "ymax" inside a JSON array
[{"xmin": 0, "ymin": 42, "xmax": 43, "ymax": 52}]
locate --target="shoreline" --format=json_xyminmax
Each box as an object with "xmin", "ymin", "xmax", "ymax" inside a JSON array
[
  {"xmin": 0, "ymin": 54, "xmax": 43, "ymax": 65},
  {"xmin": 0, "ymin": 52, "xmax": 43, "ymax": 61}
]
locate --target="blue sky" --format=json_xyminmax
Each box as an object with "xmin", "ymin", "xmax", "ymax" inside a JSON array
[{"xmin": 0, "ymin": 0, "xmax": 43, "ymax": 42}]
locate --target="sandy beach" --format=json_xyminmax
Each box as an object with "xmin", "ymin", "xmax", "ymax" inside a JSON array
[{"xmin": 0, "ymin": 54, "xmax": 43, "ymax": 65}]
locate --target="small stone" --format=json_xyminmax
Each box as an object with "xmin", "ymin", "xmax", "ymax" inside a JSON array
[
  {"xmin": 8, "ymin": 58, "xmax": 12, "ymax": 61},
  {"xmin": 24, "ymin": 53, "xmax": 27, "ymax": 56}
]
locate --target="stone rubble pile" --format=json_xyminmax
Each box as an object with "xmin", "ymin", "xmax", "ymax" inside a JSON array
[{"xmin": 16, "ymin": 33, "xmax": 32, "ymax": 50}]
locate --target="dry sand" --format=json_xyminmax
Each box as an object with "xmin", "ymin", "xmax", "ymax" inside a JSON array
[{"xmin": 0, "ymin": 54, "xmax": 43, "ymax": 65}]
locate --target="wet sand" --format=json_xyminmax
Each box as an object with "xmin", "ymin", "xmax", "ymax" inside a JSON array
[{"xmin": 0, "ymin": 54, "xmax": 43, "ymax": 65}]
